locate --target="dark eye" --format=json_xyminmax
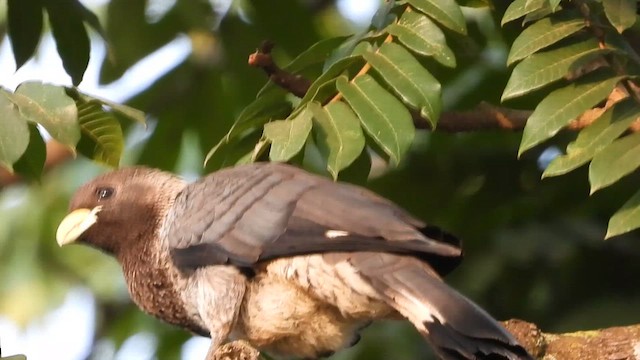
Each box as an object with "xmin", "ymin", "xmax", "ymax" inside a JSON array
[{"xmin": 96, "ymin": 187, "xmax": 115, "ymax": 200}]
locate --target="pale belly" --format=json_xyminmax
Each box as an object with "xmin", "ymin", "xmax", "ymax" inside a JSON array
[{"xmin": 234, "ymin": 254, "xmax": 395, "ymax": 359}]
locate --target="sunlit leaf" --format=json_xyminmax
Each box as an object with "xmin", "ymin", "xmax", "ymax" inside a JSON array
[
  {"xmin": 607, "ymin": 188, "xmax": 640, "ymax": 238},
  {"xmin": 590, "ymin": 132, "xmax": 640, "ymax": 193},
  {"xmin": 544, "ymin": 100, "xmax": 640, "ymax": 177},
  {"xmin": 264, "ymin": 108, "xmax": 313, "ymax": 162},
  {"xmin": 603, "ymin": 0, "xmax": 637, "ymax": 33},
  {"xmin": 0, "ymin": 90, "xmax": 30, "ymax": 172},
  {"xmin": 337, "ymin": 75, "xmax": 414, "ymax": 165},
  {"xmin": 7, "ymin": 0, "xmax": 43, "ymax": 70},
  {"xmin": 407, "ymin": 0, "xmax": 467, "ymax": 34},
  {"xmin": 12, "ymin": 82, "xmax": 79, "ymax": 149},
  {"xmin": 309, "ymin": 102, "xmax": 365, "ymax": 179},
  {"xmin": 503, "ymin": 39, "xmax": 605, "ymax": 101},
  {"xmin": 364, "ymin": 43, "xmax": 441, "ymax": 127},
  {"xmin": 507, "ymin": 16, "xmax": 585, "ymax": 65},
  {"xmin": 519, "ymin": 73, "xmax": 624, "ymax": 155},
  {"xmin": 502, "ymin": 0, "xmax": 546, "ymax": 25},
  {"xmin": 387, "ymin": 11, "xmax": 455, "ymax": 67}
]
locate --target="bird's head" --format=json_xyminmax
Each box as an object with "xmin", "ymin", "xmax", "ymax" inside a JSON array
[{"xmin": 56, "ymin": 167, "xmax": 186, "ymax": 256}]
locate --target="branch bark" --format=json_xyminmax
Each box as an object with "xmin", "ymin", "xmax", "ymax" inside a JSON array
[
  {"xmin": 213, "ymin": 321, "xmax": 640, "ymax": 360},
  {"xmin": 503, "ymin": 319, "xmax": 640, "ymax": 360}
]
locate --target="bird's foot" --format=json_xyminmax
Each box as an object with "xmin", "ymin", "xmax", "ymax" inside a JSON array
[{"xmin": 208, "ymin": 340, "xmax": 262, "ymax": 360}]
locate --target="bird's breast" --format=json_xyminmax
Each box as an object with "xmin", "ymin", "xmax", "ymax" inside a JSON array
[{"xmin": 234, "ymin": 254, "xmax": 394, "ymax": 358}]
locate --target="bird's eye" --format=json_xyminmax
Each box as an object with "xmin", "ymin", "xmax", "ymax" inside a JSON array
[{"xmin": 96, "ymin": 187, "xmax": 115, "ymax": 200}]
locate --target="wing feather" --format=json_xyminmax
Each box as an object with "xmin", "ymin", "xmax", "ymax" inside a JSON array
[{"xmin": 164, "ymin": 163, "xmax": 462, "ymax": 273}]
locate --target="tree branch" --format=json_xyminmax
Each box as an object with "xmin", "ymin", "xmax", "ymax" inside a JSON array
[
  {"xmin": 212, "ymin": 321, "xmax": 640, "ymax": 360},
  {"xmin": 503, "ymin": 319, "xmax": 640, "ymax": 360},
  {"xmin": 248, "ymin": 41, "xmax": 311, "ymax": 98},
  {"xmin": 250, "ymin": 42, "xmax": 640, "ymax": 134}
]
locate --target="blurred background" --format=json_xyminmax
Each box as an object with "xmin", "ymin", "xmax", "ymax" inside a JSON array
[{"xmin": 1, "ymin": 0, "xmax": 640, "ymax": 359}]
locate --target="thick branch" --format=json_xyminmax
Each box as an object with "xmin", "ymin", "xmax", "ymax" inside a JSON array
[
  {"xmin": 503, "ymin": 319, "xmax": 640, "ymax": 360},
  {"xmin": 213, "ymin": 321, "xmax": 640, "ymax": 360}
]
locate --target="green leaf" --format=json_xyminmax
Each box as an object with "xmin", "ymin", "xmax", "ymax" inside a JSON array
[
  {"xmin": 299, "ymin": 56, "xmax": 364, "ymax": 108},
  {"xmin": 67, "ymin": 88, "xmax": 146, "ymax": 125},
  {"xmin": 502, "ymin": 39, "xmax": 605, "ymax": 101},
  {"xmin": 44, "ymin": 0, "xmax": 91, "ymax": 85},
  {"xmin": 371, "ymin": 0, "xmax": 396, "ymax": 30},
  {"xmin": 75, "ymin": 101, "xmax": 124, "ymax": 167},
  {"xmin": 264, "ymin": 108, "xmax": 313, "ymax": 162},
  {"xmin": 507, "ymin": 16, "xmax": 586, "ymax": 65},
  {"xmin": 205, "ymin": 89, "xmax": 292, "ymax": 165},
  {"xmin": 519, "ymin": 73, "xmax": 624, "ymax": 155},
  {"xmin": 364, "ymin": 43, "xmax": 441, "ymax": 127},
  {"xmin": 337, "ymin": 75, "xmax": 415, "ymax": 165},
  {"xmin": 12, "ymin": 124, "xmax": 46, "ymax": 180},
  {"xmin": 309, "ymin": 102, "xmax": 365, "ymax": 179},
  {"xmin": 12, "ymin": 82, "xmax": 79, "ymax": 149},
  {"xmin": 544, "ymin": 100, "xmax": 640, "ymax": 177},
  {"xmin": 589, "ymin": 131, "xmax": 640, "ymax": 193},
  {"xmin": 607, "ymin": 188, "xmax": 640, "ymax": 238},
  {"xmin": 75, "ymin": 1, "xmax": 107, "ymax": 39},
  {"xmin": 502, "ymin": 0, "xmax": 546, "ymax": 25},
  {"xmin": 0, "ymin": 91, "xmax": 30, "ymax": 172},
  {"xmin": 7, "ymin": 0, "xmax": 43, "ymax": 70},
  {"xmin": 285, "ymin": 36, "xmax": 351, "ymax": 73},
  {"xmin": 603, "ymin": 0, "xmax": 637, "ymax": 33},
  {"xmin": 387, "ymin": 11, "xmax": 456, "ymax": 67},
  {"xmin": 407, "ymin": 0, "xmax": 467, "ymax": 34}
]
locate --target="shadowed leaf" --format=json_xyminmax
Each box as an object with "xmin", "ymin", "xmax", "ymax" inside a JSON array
[
  {"xmin": 74, "ymin": 101, "xmax": 124, "ymax": 167},
  {"xmin": 44, "ymin": 0, "xmax": 91, "ymax": 85},
  {"xmin": 7, "ymin": 0, "xmax": 43, "ymax": 70},
  {"xmin": 13, "ymin": 124, "xmax": 46, "ymax": 180}
]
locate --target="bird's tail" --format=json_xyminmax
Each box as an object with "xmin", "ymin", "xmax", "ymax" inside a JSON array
[{"xmin": 351, "ymin": 253, "xmax": 533, "ymax": 360}]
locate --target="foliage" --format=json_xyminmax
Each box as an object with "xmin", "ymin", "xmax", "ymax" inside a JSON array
[{"xmin": 1, "ymin": 0, "xmax": 640, "ymax": 359}]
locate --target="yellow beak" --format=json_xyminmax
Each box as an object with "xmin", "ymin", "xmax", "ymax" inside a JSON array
[{"xmin": 56, "ymin": 206, "xmax": 102, "ymax": 246}]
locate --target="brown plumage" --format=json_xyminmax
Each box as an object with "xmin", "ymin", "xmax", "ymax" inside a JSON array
[{"xmin": 56, "ymin": 163, "xmax": 533, "ymax": 360}]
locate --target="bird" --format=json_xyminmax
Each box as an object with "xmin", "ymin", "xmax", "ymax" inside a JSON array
[{"xmin": 56, "ymin": 162, "xmax": 533, "ymax": 360}]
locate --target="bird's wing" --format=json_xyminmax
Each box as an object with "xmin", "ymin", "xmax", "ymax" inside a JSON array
[{"xmin": 164, "ymin": 162, "xmax": 461, "ymax": 274}]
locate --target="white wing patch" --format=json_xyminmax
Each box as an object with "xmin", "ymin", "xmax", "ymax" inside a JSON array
[{"xmin": 325, "ymin": 230, "xmax": 350, "ymax": 238}]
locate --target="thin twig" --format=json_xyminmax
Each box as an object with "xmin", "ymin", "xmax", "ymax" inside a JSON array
[{"xmin": 248, "ymin": 41, "xmax": 312, "ymax": 98}]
